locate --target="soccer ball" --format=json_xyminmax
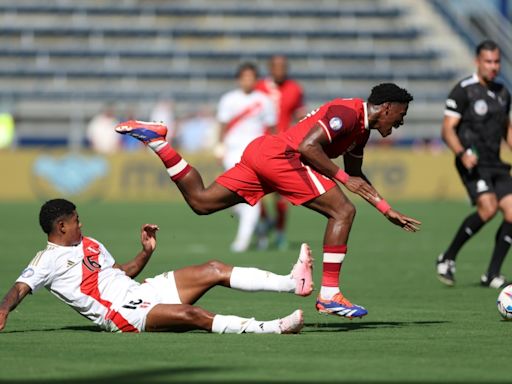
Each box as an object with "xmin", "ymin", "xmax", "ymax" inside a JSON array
[{"xmin": 497, "ymin": 284, "xmax": 512, "ymax": 320}]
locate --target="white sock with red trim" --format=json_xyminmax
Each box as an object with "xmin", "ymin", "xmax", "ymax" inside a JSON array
[
  {"xmin": 319, "ymin": 244, "xmax": 347, "ymax": 299},
  {"xmin": 148, "ymin": 140, "xmax": 192, "ymax": 182},
  {"xmin": 229, "ymin": 267, "xmax": 295, "ymax": 293},
  {"xmin": 212, "ymin": 315, "xmax": 281, "ymax": 334}
]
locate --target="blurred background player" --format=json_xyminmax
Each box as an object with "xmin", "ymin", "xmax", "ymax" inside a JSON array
[
  {"xmin": 256, "ymin": 55, "xmax": 306, "ymax": 250},
  {"xmin": 86, "ymin": 103, "xmax": 120, "ymax": 155},
  {"xmin": 216, "ymin": 62, "xmax": 276, "ymax": 252},
  {"xmin": 115, "ymin": 83, "xmax": 421, "ymax": 319},
  {"xmin": 436, "ymin": 40, "xmax": 512, "ymax": 289},
  {"xmin": 0, "ymin": 199, "xmax": 312, "ymax": 334}
]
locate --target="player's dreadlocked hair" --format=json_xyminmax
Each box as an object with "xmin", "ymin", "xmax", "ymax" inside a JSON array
[
  {"xmin": 39, "ymin": 198, "xmax": 76, "ymax": 234},
  {"xmin": 476, "ymin": 40, "xmax": 499, "ymax": 56},
  {"xmin": 236, "ymin": 62, "xmax": 259, "ymax": 78},
  {"xmin": 367, "ymin": 83, "xmax": 413, "ymax": 105}
]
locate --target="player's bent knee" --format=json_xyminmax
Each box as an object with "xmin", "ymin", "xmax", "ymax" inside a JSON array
[
  {"xmin": 335, "ymin": 201, "xmax": 356, "ymax": 222},
  {"xmin": 187, "ymin": 199, "xmax": 215, "ymax": 215},
  {"xmin": 182, "ymin": 305, "xmax": 209, "ymax": 326},
  {"xmin": 479, "ymin": 204, "xmax": 498, "ymax": 222},
  {"xmin": 204, "ymin": 260, "xmax": 231, "ymax": 280}
]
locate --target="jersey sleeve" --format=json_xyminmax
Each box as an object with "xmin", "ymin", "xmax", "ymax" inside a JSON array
[
  {"xmin": 445, "ymin": 83, "xmax": 468, "ymax": 118},
  {"xmin": 216, "ymin": 94, "xmax": 231, "ymax": 124},
  {"xmin": 317, "ymin": 104, "xmax": 358, "ymax": 142},
  {"xmin": 15, "ymin": 252, "xmax": 54, "ymax": 293}
]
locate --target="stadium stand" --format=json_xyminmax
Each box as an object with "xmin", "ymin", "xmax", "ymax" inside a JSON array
[{"xmin": 0, "ymin": 0, "xmax": 477, "ymax": 146}]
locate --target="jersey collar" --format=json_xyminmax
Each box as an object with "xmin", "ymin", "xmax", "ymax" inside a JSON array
[{"xmin": 363, "ymin": 102, "xmax": 369, "ymax": 130}]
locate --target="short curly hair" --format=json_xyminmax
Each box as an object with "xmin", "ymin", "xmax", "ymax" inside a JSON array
[
  {"xmin": 39, "ymin": 199, "xmax": 76, "ymax": 234},
  {"xmin": 368, "ymin": 83, "xmax": 413, "ymax": 105},
  {"xmin": 236, "ymin": 62, "xmax": 259, "ymax": 78}
]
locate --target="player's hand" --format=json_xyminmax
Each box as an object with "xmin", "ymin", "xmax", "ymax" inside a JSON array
[
  {"xmin": 344, "ymin": 176, "xmax": 378, "ymax": 202},
  {"xmin": 141, "ymin": 224, "xmax": 159, "ymax": 255},
  {"xmin": 384, "ymin": 209, "xmax": 422, "ymax": 232},
  {"xmin": 461, "ymin": 151, "xmax": 478, "ymax": 170}
]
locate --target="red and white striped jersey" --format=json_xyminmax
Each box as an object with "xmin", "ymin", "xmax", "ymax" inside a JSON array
[
  {"xmin": 217, "ymin": 89, "xmax": 276, "ymax": 153},
  {"xmin": 16, "ymin": 236, "xmax": 139, "ymax": 331}
]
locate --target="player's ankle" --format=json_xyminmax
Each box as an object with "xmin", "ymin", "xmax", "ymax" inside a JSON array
[{"xmin": 319, "ymin": 286, "xmax": 340, "ymax": 299}]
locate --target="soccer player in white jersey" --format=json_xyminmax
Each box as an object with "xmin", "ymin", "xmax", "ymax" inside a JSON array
[
  {"xmin": 0, "ymin": 199, "xmax": 313, "ymax": 334},
  {"xmin": 216, "ymin": 62, "xmax": 277, "ymax": 252}
]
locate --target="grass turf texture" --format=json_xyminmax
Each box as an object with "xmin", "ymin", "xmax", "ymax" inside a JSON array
[{"xmin": 0, "ymin": 200, "xmax": 510, "ymax": 383}]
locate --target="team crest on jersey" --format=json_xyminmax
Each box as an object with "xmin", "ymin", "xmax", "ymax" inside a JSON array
[
  {"xmin": 21, "ymin": 267, "xmax": 34, "ymax": 278},
  {"xmin": 474, "ymin": 100, "xmax": 488, "ymax": 116},
  {"xmin": 329, "ymin": 117, "xmax": 343, "ymax": 130},
  {"xmin": 446, "ymin": 98, "xmax": 457, "ymax": 109}
]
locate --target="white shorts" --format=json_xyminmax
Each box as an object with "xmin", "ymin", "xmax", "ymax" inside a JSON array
[{"xmin": 105, "ymin": 271, "xmax": 182, "ymax": 333}]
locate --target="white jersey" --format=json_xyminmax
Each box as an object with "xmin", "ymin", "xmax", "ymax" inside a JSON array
[
  {"xmin": 217, "ymin": 89, "xmax": 276, "ymax": 164},
  {"xmin": 16, "ymin": 236, "xmax": 140, "ymax": 332}
]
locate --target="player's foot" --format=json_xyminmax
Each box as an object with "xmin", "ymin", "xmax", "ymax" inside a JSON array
[
  {"xmin": 291, "ymin": 243, "xmax": 314, "ymax": 297},
  {"xmin": 436, "ymin": 254, "xmax": 456, "ymax": 286},
  {"xmin": 230, "ymin": 240, "xmax": 249, "ymax": 253},
  {"xmin": 316, "ymin": 292, "xmax": 368, "ymax": 318},
  {"xmin": 115, "ymin": 120, "xmax": 168, "ymax": 144},
  {"xmin": 279, "ymin": 309, "xmax": 303, "ymax": 334},
  {"xmin": 480, "ymin": 274, "xmax": 508, "ymax": 289}
]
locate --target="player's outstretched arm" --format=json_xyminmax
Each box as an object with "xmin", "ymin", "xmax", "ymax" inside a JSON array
[
  {"xmin": 383, "ymin": 209, "xmax": 421, "ymax": 232},
  {"xmin": 343, "ymin": 147, "xmax": 421, "ymax": 232},
  {"xmin": 113, "ymin": 224, "xmax": 159, "ymax": 278},
  {"xmin": 0, "ymin": 282, "xmax": 31, "ymax": 332}
]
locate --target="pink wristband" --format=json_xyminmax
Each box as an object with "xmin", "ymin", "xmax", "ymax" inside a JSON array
[
  {"xmin": 375, "ymin": 199, "xmax": 391, "ymax": 214},
  {"xmin": 334, "ymin": 169, "xmax": 349, "ymax": 184}
]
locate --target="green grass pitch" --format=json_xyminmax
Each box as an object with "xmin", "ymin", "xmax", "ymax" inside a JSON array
[{"xmin": 0, "ymin": 200, "xmax": 510, "ymax": 383}]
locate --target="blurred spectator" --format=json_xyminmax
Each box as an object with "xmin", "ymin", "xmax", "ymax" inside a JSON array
[
  {"xmin": 176, "ymin": 107, "xmax": 217, "ymax": 153},
  {"xmin": 86, "ymin": 104, "xmax": 120, "ymax": 154},
  {"xmin": 0, "ymin": 111, "xmax": 15, "ymax": 150}
]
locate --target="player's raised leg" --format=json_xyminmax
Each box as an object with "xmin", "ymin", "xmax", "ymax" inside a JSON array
[
  {"xmin": 303, "ymin": 186, "xmax": 368, "ymax": 318},
  {"xmin": 115, "ymin": 120, "xmax": 244, "ymax": 214},
  {"xmin": 172, "ymin": 245, "xmax": 313, "ymax": 304},
  {"xmin": 145, "ymin": 304, "xmax": 303, "ymax": 334}
]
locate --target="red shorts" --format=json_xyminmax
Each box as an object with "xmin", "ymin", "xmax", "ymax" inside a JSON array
[{"xmin": 216, "ymin": 135, "xmax": 336, "ymax": 206}]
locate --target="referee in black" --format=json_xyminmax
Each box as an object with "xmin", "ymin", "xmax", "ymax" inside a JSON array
[{"xmin": 436, "ymin": 40, "xmax": 512, "ymax": 288}]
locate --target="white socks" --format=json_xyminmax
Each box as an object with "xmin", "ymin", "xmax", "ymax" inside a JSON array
[
  {"xmin": 229, "ymin": 267, "xmax": 295, "ymax": 293},
  {"xmin": 212, "ymin": 315, "xmax": 281, "ymax": 334},
  {"xmin": 320, "ymin": 286, "xmax": 340, "ymax": 299}
]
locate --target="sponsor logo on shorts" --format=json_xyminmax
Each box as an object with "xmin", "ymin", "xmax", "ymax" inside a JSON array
[
  {"xmin": 474, "ymin": 100, "xmax": 488, "ymax": 116},
  {"xmin": 329, "ymin": 117, "xmax": 343, "ymax": 130},
  {"xmin": 21, "ymin": 267, "xmax": 34, "ymax": 278},
  {"xmin": 476, "ymin": 179, "xmax": 489, "ymax": 193}
]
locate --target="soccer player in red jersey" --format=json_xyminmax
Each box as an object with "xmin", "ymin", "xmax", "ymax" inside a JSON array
[
  {"xmin": 255, "ymin": 55, "xmax": 307, "ymax": 249},
  {"xmin": 115, "ymin": 83, "xmax": 421, "ymax": 318}
]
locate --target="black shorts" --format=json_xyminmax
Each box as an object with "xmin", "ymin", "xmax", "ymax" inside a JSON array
[{"xmin": 456, "ymin": 160, "xmax": 512, "ymax": 205}]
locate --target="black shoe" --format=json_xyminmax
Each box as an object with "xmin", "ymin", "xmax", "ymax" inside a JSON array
[
  {"xmin": 480, "ymin": 274, "xmax": 508, "ymax": 289},
  {"xmin": 436, "ymin": 254, "xmax": 455, "ymax": 286}
]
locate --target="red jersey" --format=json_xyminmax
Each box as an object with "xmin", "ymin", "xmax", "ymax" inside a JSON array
[
  {"xmin": 280, "ymin": 98, "xmax": 370, "ymax": 159},
  {"xmin": 256, "ymin": 78, "xmax": 304, "ymax": 133}
]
